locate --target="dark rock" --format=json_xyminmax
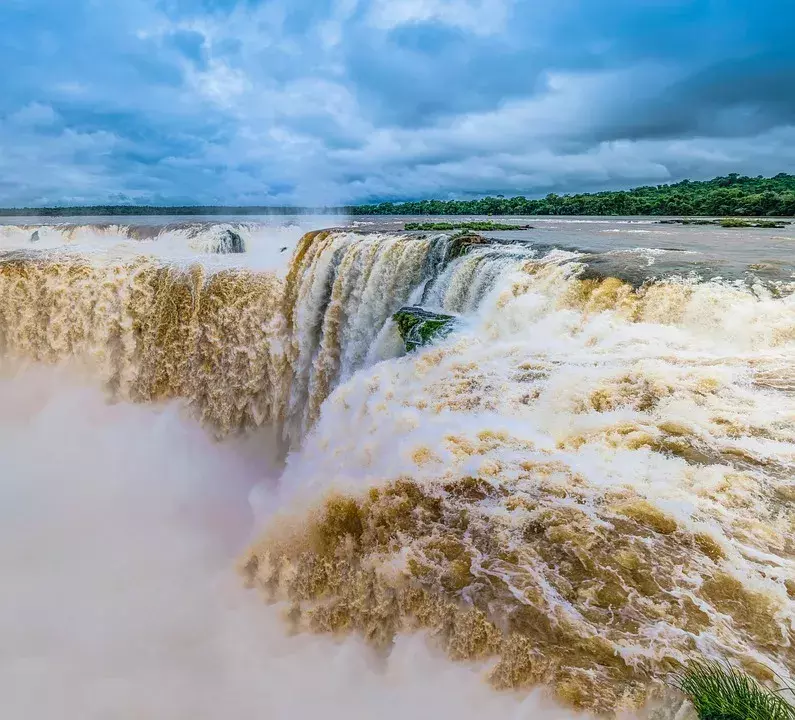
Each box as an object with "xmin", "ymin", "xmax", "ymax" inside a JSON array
[
  {"xmin": 446, "ymin": 232, "xmax": 490, "ymax": 260},
  {"xmin": 393, "ymin": 306, "xmax": 457, "ymax": 352},
  {"xmin": 217, "ymin": 229, "xmax": 245, "ymax": 253}
]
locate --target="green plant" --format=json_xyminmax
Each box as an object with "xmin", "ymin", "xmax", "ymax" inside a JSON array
[
  {"xmin": 404, "ymin": 221, "xmax": 531, "ymax": 231},
  {"xmin": 718, "ymin": 218, "xmax": 753, "ymax": 228},
  {"xmin": 673, "ymin": 660, "xmax": 795, "ymax": 720},
  {"xmin": 755, "ymin": 220, "xmax": 789, "ymax": 229}
]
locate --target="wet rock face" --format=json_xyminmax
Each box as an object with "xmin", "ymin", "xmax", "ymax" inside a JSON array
[
  {"xmin": 393, "ymin": 306, "xmax": 457, "ymax": 351},
  {"xmin": 29, "ymin": 230, "xmax": 40, "ymax": 243},
  {"xmin": 446, "ymin": 232, "xmax": 490, "ymax": 260},
  {"xmin": 217, "ymin": 229, "xmax": 245, "ymax": 253}
]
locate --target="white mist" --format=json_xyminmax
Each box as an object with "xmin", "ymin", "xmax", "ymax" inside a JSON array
[{"xmin": 0, "ymin": 364, "xmax": 583, "ymax": 720}]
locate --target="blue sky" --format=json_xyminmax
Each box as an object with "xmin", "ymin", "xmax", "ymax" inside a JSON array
[{"xmin": 1, "ymin": 0, "xmax": 794, "ymax": 206}]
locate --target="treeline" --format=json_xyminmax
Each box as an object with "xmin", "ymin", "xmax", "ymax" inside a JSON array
[
  {"xmin": 2, "ymin": 173, "xmax": 795, "ymax": 217},
  {"xmin": 352, "ymin": 173, "xmax": 795, "ymax": 217}
]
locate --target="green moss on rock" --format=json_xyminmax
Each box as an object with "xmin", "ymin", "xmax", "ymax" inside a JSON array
[
  {"xmin": 658, "ymin": 218, "xmax": 790, "ymax": 229},
  {"xmin": 393, "ymin": 306, "xmax": 457, "ymax": 351}
]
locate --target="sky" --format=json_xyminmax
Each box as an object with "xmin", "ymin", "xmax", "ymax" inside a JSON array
[{"xmin": 1, "ymin": 0, "xmax": 794, "ymax": 206}]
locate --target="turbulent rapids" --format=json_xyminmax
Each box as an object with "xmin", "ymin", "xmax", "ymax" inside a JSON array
[
  {"xmin": 0, "ymin": 221, "xmax": 261, "ymax": 254},
  {"xmin": 2, "ymin": 223, "xmax": 795, "ymax": 715}
]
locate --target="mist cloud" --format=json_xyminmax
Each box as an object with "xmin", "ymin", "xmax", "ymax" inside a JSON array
[{"xmin": 0, "ymin": 364, "xmax": 578, "ymax": 719}]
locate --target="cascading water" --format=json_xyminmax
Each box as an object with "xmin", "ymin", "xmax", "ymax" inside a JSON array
[
  {"xmin": 0, "ymin": 257, "xmax": 287, "ymax": 434},
  {"xmin": 2, "ymin": 222, "xmax": 795, "ymax": 717},
  {"xmin": 0, "ymin": 221, "xmax": 271, "ymax": 254}
]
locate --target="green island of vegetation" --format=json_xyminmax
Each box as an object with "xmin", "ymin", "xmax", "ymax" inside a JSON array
[
  {"xmin": 404, "ymin": 221, "xmax": 531, "ymax": 231},
  {"xmin": 660, "ymin": 218, "xmax": 790, "ymax": 229},
  {"xmin": 2, "ymin": 173, "xmax": 795, "ymax": 218}
]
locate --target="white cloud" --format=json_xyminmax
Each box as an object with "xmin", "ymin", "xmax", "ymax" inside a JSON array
[
  {"xmin": 367, "ymin": 0, "xmax": 510, "ymax": 36},
  {"xmin": 0, "ymin": 118, "xmax": 123, "ymax": 205},
  {"xmin": 9, "ymin": 103, "xmax": 60, "ymax": 128},
  {"xmin": 54, "ymin": 81, "xmax": 89, "ymax": 96},
  {"xmin": 187, "ymin": 60, "xmax": 251, "ymax": 108}
]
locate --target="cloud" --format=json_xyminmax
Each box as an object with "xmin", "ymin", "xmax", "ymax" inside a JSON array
[
  {"xmin": 188, "ymin": 60, "xmax": 252, "ymax": 107},
  {"xmin": 367, "ymin": 0, "xmax": 509, "ymax": 36},
  {"xmin": 0, "ymin": 116, "xmax": 123, "ymax": 206},
  {"xmin": 8, "ymin": 103, "xmax": 61, "ymax": 128},
  {"xmin": 0, "ymin": 0, "xmax": 793, "ymax": 206}
]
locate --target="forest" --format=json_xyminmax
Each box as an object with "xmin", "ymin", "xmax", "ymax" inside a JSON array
[
  {"xmin": 353, "ymin": 173, "xmax": 795, "ymax": 216},
  {"xmin": 2, "ymin": 173, "xmax": 794, "ymax": 217}
]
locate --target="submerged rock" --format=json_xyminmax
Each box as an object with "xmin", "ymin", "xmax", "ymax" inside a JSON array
[
  {"xmin": 393, "ymin": 306, "xmax": 457, "ymax": 352},
  {"xmin": 29, "ymin": 230, "xmax": 40, "ymax": 243}
]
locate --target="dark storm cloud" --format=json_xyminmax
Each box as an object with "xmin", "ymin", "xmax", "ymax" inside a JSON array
[{"xmin": 584, "ymin": 53, "xmax": 795, "ymax": 146}]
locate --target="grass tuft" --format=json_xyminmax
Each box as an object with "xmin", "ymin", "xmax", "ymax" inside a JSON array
[{"xmin": 673, "ymin": 660, "xmax": 795, "ymax": 720}]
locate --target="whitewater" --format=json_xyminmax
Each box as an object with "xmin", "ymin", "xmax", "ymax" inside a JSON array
[{"xmin": 1, "ymin": 216, "xmax": 794, "ymax": 719}]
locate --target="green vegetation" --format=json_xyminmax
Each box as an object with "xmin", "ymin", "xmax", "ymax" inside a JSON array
[
  {"xmin": 673, "ymin": 661, "xmax": 795, "ymax": 720},
  {"xmin": 393, "ymin": 306, "xmax": 457, "ymax": 352},
  {"xmin": 659, "ymin": 218, "xmax": 790, "ymax": 229},
  {"xmin": 356, "ymin": 173, "xmax": 795, "ymax": 217},
  {"xmin": 3, "ymin": 173, "xmax": 795, "ymax": 218},
  {"xmin": 752, "ymin": 220, "xmax": 790, "ymax": 229},
  {"xmin": 658, "ymin": 218, "xmax": 715, "ymax": 226},
  {"xmin": 404, "ymin": 221, "xmax": 532, "ymax": 231},
  {"xmin": 717, "ymin": 218, "xmax": 789, "ymax": 229}
]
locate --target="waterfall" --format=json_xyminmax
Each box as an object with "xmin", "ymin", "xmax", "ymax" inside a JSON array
[{"xmin": 2, "ymin": 226, "xmax": 795, "ymax": 714}]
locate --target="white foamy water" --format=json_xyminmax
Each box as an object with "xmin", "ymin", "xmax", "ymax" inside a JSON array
[
  {"xmin": 0, "ymin": 217, "xmax": 335, "ymax": 272},
  {"xmin": 2, "ymin": 222, "xmax": 794, "ymax": 716}
]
